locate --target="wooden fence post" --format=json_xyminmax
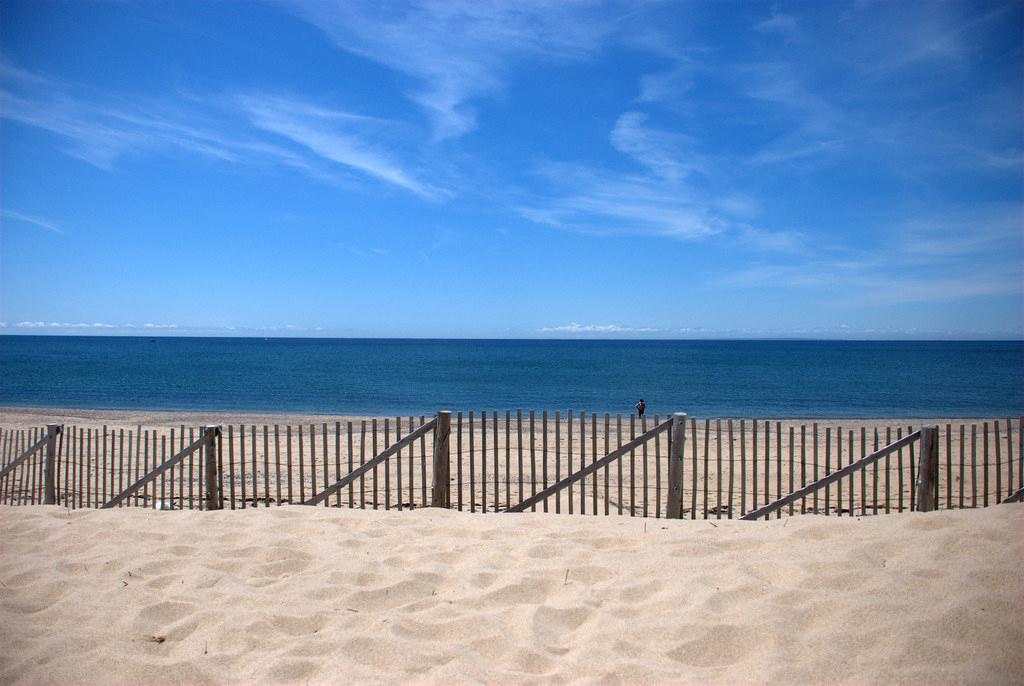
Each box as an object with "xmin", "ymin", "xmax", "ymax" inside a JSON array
[
  {"xmin": 431, "ymin": 411, "xmax": 451, "ymax": 508},
  {"xmin": 43, "ymin": 423, "xmax": 62, "ymax": 505},
  {"xmin": 666, "ymin": 413, "xmax": 687, "ymax": 519},
  {"xmin": 202, "ymin": 426, "xmax": 222, "ymax": 511},
  {"xmin": 916, "ymin": 425, "xmax": 939, "ymax": 512}
]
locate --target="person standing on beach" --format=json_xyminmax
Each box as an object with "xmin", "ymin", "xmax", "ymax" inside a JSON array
[{"xmin": 635, "ymin": 399, "xmax": 645, "ymax": 417}]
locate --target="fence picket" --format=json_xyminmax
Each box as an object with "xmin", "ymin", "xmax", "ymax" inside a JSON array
[
  {"xmin": 629, "ymin": 414, "xmax": 635, "ymax": 517},
  {"xmin": 703, "ymin": 419, "xmax": 710, "ymax": 519},
  {"xmin": 763, "ymin": 420, "xmax": 771, "ymax": 520},
  {"xmin": 788, "ymin": 426, "xmax": 795, "ymax": 516},
  {"xmin": 653, "ymin": 415, "xmax": 661, "ymax": 518},
  {"xmin": 592, "ymin": 413, "xmax": 598, "ymax": 516},
  {"xmin": 580, "ymin": 410, "xmax": 588, "ymax": 515},
  {"xmin": 492, "ymin": 411, "xmax": 499, "ymax": 512},
  {"xmin": 994, "ymin": 420, "xmax": 1002, "ymax": 503},
  {"xmin": 505, "ymin": 410, "xmax": 512, "ymax": 512},
  {"xmin": 800, "ymin": 425, "xmax": 807, "ymax": 514},
  {"xmin": 753, "ymin": 420, "xmax": 759, "ymax": 513},
  {"xmin": 552, "ymin": 411, "xmax": 558, "ymax": 513},
  {"xmin": 776, "ymin": 422, "xmax": 783, "ymax": 519},
  {"xmin": 616, "ymin": 414, "xmax": 622, "ymax": 515},
  {"xmin": 982, "ymin": 422, "xmax": 988, "ymax": 507},
  {"xmin": 741, "ymin": 420, "xmax": 747, "ymax": 516},
  {"xmin": 1005, "ymin": 417, "xmax": 1013, "ymax": 500},
  {"xmin": 481, "ymin": 411, "xmax": 488, "ymax": 512},
  {"xmin": 716, "ymin": 419, "xmax": 722, "ymax": 520},
  {"xmin": 530, "ymin": 411, "xmax": 537, "ymax": 512},
  {"xmin": 690, "ymin": 418, "xmax": 698, "ymax": 519},
  {"xmin": 568, "ymin": 410, "xmax": 574, "ymax": 515},
  {"xmin": 824, "ymin": 427, "xmax": 832, "ymax": 516},
  {"xmin": 518, "ymin": 409, "xmax": 525, "ymax": 507},
  {"xmin": 393, "ymin": 418, "xmax": 400, "ymax": 510},
  {"xmin": 323, "ymin": 423, "xmax": 330, "ymax": 508},
  {"xmin": 469, "ymin": 412, "xmax": 476, "ymax": 512},
  {"xmin": 359, "ymin": 421, "xmax": 367, "ymax": 509},
  {"xmin": 348, "ymin": 421, "xmax": 355, "ymax": 509}
]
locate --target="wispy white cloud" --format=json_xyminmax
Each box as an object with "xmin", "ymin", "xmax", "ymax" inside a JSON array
[
  {"xmin": 336, "ymin": 242, "xmax": 387, "ymax": 259},
  {"xmin": 539, "ymin": 323, "xmax": 658, "ymax": 334},
  {"xmin": 276, "ymin": 1, "xmax": 615, "ymax": 140},
  {"xmin": 0, "ymin": 209, "xmax": 64, "ymax": 234},
  {"xmin": 0, "ymin": 62, "xmax": 435, "ymax": 198},
  {"xmin": 16, "ymin": 321, "xmax": 118, "ymax": 329},
  {"xmin": 518, "ymin": 115, "xmax": 765, "ymax": 241},
  {"xmin": 755, "ymin": 11, "xmax": 799, "ymax": 38},
  {"xmin": 610, "ymin": 111, "xmax": 705, "ymax": 181},
  {"xmin": 712, "ymin": 211, "xmax": 1024, "ymax": 308},
  {"xmin": 239, "ymin": 95, "xmax": 439, "ymax": 198},
  {"xmin": 637, "ymin": 64, "xmax": 694, "ymax": 104}
]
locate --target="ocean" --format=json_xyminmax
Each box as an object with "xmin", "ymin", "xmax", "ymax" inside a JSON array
[{"xmin": 0, "ymin": 336, "xmax": 1021, "ymax": 418}]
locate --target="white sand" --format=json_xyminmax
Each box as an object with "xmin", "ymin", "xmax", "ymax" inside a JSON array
[{"xmin": 1, "ymin": 504, "xmax": 1021, "ymax": 685}]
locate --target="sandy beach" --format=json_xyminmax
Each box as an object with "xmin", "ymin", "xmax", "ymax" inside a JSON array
[{"xmin": 0, "ymin": 502, "xmax": 1021, "ymax": 685}]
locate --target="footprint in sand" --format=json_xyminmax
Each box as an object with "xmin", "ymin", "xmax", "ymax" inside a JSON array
[
  {"xmin": 530, "ymin": 605, "xmax": 593, "ymax": 644},
  {"xmin": 667, "ymin": 624, "xmax": 769, "ymax": 667}
]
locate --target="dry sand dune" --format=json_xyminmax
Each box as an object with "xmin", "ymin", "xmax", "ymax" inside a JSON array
[{"xmin": 1, "ymin": 504, "xmax": 1021, "ymax": 685}]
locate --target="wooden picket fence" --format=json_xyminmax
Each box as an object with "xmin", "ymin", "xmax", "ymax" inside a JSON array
[{"xmin": 1, "ymin": 412, "xmax": 1021, "ymax": 519}]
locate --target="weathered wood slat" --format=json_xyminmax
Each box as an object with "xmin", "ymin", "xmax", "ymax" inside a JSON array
[
  {"xmin": 542, "ymin": 411, "xmax": 549, "ymax": 513},
  {"xmin": 703, "ymin": 419, "xmax": 710, "ymax": 519},
  {"xmin": 915, "ymin": 426, "xmax": 939, "ymax": 512},
  {"xmin": 506, "ymin": 410, "xmax": 512, "ymax": 512},
  {"xmin": 690, "ymin": 417, "xmax": 697, "ymax": 519},
  {"xmin": 741, "ymin": 430, "xmax": 921, "ymax": 521},
  {"xmin": 740, "ymin": 420, "xmax": 747, "ymax": 516},
  {"xmin": 1005, "ymin": 417, "xmax": 1013, "ymax": 503},
  {"xmin": 554, "ymin": 411, "xmax": 560, "ymax": 514},
  {"xmin": 654, "ymin": 416, "xmax": 661, "ymax": 518},
  {"xmin": 568, "ymin": 410, "xmax": 574, "ymax": 515},
  {"xmin": 800, "ymin": 425, "xmax": 807, "ymax": 514},
  {"xmin": 0, "ymin": 430, "xmax": 49, "ymax": 481},
  {"xmin": 481, "ymin": 411, "xmax": 487, "ymax": 512},
  {"xmin": 1003, "ymin": 485, "xmax": 1024, "ymax": 504},
  {"xmin": 983, "ymin": 422, "xmax": 990, "ymax": 507},
  {"xmin": 305, "ymin": 418, "xmax": 436, "ymax": 506},
  {"xmin": 788, "ymin": 426, "xmax": 794, "ymax": 517},
  {"xmin": 469, "ymin": 412, "xmax": 476, "ymax": 512},
  {"xmin": 104, "ymin": 433, "xmax": 207, "ymax": 508},
  {"xmin": 602, "ymin": 413, "xmax": 609, "ymax": 515},
  {"xmin": 628, "ymin": 413, "xmax": 635, "ymax": 517},
  {"xmin": 777, "ymin": 422, "xmax": 783, "ymax": 519},
  {"xmin": 593, "ymin": 413, "xmax": 599, "ymax": 516},
  {"xmin": 582, "ymin": 410, "xmax": 589, "ymax": 515},
  {"xmin": 509, "ymin": 417, "xmax": 673, "ymax": 513},
  {"xmin": 348, "ymin": 421, "xmax": 355, "ymax": 508},
  {"xmin": 359, "ymin": 421, "xmax": 366, "ymax": 508},
  {"xmin": 716, "ymin": 419, "xmax": 722, "ymax": 520},
  {"xmin": 431, "ymin": 412, "xmax": 450, "ymax": 507},
  {"xmin": 419, "ymin": 416, "xmax": 427, "ymax": 508},
  {"xmin": 994, "ymin": 420, "xmax": 1002, "ymax": 503},
  {"xmin": 530, "ymin": 411, "xmax": 537, "ymax": 512},
  {"xmin": 665, "ymin": 414, "xmax": 686, "ymax": 519},
  {"xmin": 492, "ymin": 411, "xmax": 498, "ymax": 512}
]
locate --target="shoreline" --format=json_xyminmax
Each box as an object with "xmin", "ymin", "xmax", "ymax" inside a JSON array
[{"xmin": 1, "ymin": 406, "xmax": 1017, "ymax": 429}]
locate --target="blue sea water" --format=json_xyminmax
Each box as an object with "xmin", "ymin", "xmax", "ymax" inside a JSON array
[{"xmin": 0, "ymin": 336, "xmax": 1021, "ymax": 418}]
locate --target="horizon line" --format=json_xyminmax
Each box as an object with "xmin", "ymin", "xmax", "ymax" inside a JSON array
[{"xmin": 1, "ymin": 333, "xmax": 1022, "ymax": 343}]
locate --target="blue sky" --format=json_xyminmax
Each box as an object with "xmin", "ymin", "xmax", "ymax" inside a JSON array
[{"xmin": 1, "ymin": 0, "xmax": 1021, "ymax": 339}]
